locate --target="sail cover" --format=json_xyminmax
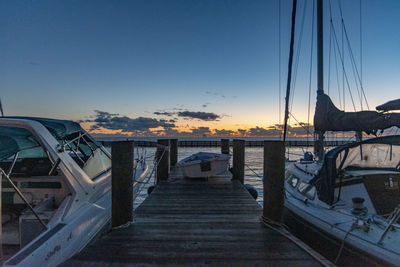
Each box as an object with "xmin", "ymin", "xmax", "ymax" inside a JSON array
[
  {"xmin": 376, "ymin": 98, "xmax": 400, "ymax": 112},
  {"xmin": 314, "ymin": 93, "xmax": 400, "ymax": 134}
]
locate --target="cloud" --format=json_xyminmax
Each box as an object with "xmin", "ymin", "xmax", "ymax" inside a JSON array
[
  {"xmin": 214, "ymin": 129, "xmax": 235, "ymax": 136},
  {"xmin": 190, "ymin": 127, "xmax": 211, "ymax": 136},
  {"xmin": 153, "ymin": 111, "xmax": 174, "ymax": 116},
  {"xmin": 86, "ymin": 110, "xmax": 176, "ymax": 134},
  {"xmin": 177, "ymin": 111, "xmax": 220, "ymax": 121}
]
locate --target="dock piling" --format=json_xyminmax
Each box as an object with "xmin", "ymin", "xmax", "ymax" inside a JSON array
[
  {"xmin": 111, "ymin": 141, "xmax": 134, "ymax": 228},
  {"xmin": 170, "ymin": 139, "xmax": 178, "ymax": 167},
  {"xmin": 156, "ymin": 139, "xmax": 170, "ymax": 183},
  {"xmin": 221, "ymin": 139, "xmax": 230, "ymax": 154},
  {"xmin": 263, "ymin": 141, "xmax": 285, "ymax": 223},
  {"xmin": 232, "ymin": 139, "xmax": 245, "ymax": 184}
]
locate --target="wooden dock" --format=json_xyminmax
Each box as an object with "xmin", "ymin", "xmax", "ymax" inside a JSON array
[
  {"xmin": 65, "ymin": 167, "xmax": 327, "ymax": 266},
  {"xmin": 99, "ymin": 139, "xmax": 348, "ymax": 148}
]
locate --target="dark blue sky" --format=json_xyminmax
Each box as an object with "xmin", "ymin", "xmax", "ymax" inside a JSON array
[{"xmin": 1, "ymin": 0, "xmax": 399, "ymax": 136}]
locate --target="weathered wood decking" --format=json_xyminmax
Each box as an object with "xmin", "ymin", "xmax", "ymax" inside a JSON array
[{"xmin": 65, "ymin": 168, "xmax": 326, "ymax": 266}]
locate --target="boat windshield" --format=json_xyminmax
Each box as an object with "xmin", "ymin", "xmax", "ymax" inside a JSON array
[
  {"xmin": 337, "ymin": 139, "xmax": 400, "ymax": 172},
  {"xmin": 59, "ymin": 131, "xmax": 111, "ymax": 180},
  {"xmin": 0, "ymin": 126, "xmax": 52, "ymax": 177},
  {"xmin": 24, "ymin": 117, "xmax": 111, "ymax": 180}
]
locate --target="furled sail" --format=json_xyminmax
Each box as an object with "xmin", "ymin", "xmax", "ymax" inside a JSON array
[
  {"xmin": 376, "ymin": 98, "xmax": 400, "ymax": 112},
  {"xmin": 314, "ymin": 93, "xmax": 400, "ymax": 134}
]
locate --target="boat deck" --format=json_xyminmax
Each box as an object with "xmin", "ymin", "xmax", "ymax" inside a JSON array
[{"xmin": 64, "ymin": 167, "xmax": 327, "ymax": 266}]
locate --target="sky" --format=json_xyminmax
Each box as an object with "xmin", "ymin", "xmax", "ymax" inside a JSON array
[{"xmin": 1, "ymin": 0, "xmax": 400, "ymax": 137}]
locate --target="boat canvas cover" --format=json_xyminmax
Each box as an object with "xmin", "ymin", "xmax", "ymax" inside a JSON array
[
  {"xmin": 376, "ymin": 98, "xmax": 400, "ymax": 112},
  {"xmin": 314, "ymin": 93, "xmax": 400, "ymax": 134},
  {"xmin": 0, "ymin": 127, "xmax": 40, "ymax": 160},
  {"xmin": 311, "ymin": 135, "xmax": 400, "ymax": 205}
]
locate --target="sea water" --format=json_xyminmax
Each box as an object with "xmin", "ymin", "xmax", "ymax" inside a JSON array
[{"xmin": 133, "ymin": 146, "xmax": 307, "ymax": 208}]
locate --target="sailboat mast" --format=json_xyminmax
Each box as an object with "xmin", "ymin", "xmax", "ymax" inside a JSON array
[
  {"xmin": 317, "ymin": 0, "xmax": 323, "ymax": 94},
  {"xmin": 315, "ymin": 0, "xmax": 325, "ymax": 160},
  {"xmin": 282, "ymin": 0, "xmax": 297, "ymax": 142}
]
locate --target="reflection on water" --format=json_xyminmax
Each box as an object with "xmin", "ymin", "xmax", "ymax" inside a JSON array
[{"xmin": 134, "ymin": 146, "xmax": 307, "ymax": 208}]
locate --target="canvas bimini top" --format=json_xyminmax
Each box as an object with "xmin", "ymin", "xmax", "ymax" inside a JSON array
[
  {"xmin": 311, "ymin": 135, "xmax": 400, "ymax": 205},
  {"xmin": 0, "ymin": 116, "xmax": 97, "ymax": 160},
  {"xmin": 0, "ymin": 127, "xmax": 40, "ymax": 160},
  {"xmin": 3, "ymin": 116, "xmax": 83, "ymax": 140}
]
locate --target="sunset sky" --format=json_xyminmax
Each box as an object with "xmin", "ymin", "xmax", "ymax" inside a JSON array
[{"xmin": 1, "ymin": 0, "xmax": 400, "ymax": 137}]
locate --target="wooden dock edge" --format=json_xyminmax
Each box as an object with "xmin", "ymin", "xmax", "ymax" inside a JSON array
[{"xmin": 260, "ymin": 217, "xmax": 335, "ymax": 267}]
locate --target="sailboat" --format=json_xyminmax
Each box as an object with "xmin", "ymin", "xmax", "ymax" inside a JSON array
[
  {"xmin": 283, "ymin": 0, "xmax": 400, "ymax": 265},
  {"xmin": 0, "ymin": 117, "xmax": 149, "ymax": 266}
]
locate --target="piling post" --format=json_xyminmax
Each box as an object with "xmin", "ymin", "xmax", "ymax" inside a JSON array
[
  {"xmin": 232, "ymin": 139, "xmax": 245, "ymax": 184},
  {"xmin": 262, "ymin": 141, "xmax": 285, "ymax": 223},
  {"xmin": 156, "ymin": 139, "xmax": 170, "ymax": 184},
  {"xmin": 170, "ymin": 139, "xmax": 178, "ymax": 167},
  {"xmin": 221, "ymin": 139, "xmax": 230, "ymax": 154},
  {"xmin": 111, "ymin": 141, "xmax": 134, "ymax": 228}
]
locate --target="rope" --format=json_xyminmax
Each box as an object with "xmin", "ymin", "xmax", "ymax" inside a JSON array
[
  {"xmin": 244, "ymin": 163, "xmax": 262, "ymax": 179},
  {"xmin": 260, "ymin": 217, "xmax": 334, "ymax": 267},
  {"xmin": 334, "ymin": 224, "xmax": 355, "ymax": 264}
]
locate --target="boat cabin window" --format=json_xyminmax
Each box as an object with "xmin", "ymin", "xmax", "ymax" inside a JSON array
[
  {"xmin": 297, "ymin": 181, "xmax": 316, "ymax": 200},
  {"xmin": 58, "ymin": 132, "xmax": 111, "ymax": 180}
]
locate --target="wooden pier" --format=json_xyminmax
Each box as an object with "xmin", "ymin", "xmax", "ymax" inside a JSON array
[
  {"xmin": 99, "ymin": 139, "xmax": 348, "ymax": 148},
  {"xmin": 65, "ymin": 170, "xmax": 328, "ymax": 266}
]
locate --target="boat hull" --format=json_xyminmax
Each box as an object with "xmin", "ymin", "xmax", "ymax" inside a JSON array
[
  {"xmin": 179, "ymin": 153, "xmax": 230, "ymax": 178},
  {"xmin": 283, "ymin": 204, "xmax": 394, "ymax": 266},
  {"xmin": 181, "ymin": 159, "xmax": 229, "ymax": 178}
]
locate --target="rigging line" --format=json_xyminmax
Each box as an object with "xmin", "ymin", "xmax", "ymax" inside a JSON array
[
  {"xmin": 329, "ymin": 0, "xmax": 342, "ymax": 109},
  {"xmin": 342, "ymin": 24, "xmax": 369, "ymax": 109},
  {"xmin": 289, "ymin": 0, "xmax": 307, "ymax": 116},
  {"xmin": 340, "ymin": 0, "xmax": 345, "ymax": 111},
  {"xmin": 337, "ymin": 0, "xmax": 369, "ymax": 110},
  {"xmin": 330, "ymin": 20, "xmax": 357, "ymax": 111},
  {"xmin": 360, "ymin": 0, "xmax": 363, "ymax": 84},
  {"xmin": 333, "ymin": 25, "xmax": 342, "ymax": 109},
  {"xmin": 289, "ymin": 112, "xmax": 313, "ymax": 136},
  {"xmin": 279, "ymin": 0, "xmax": 282, "ymax": 138},
  {"xmin": 307, "ymin": 0, "xmax": 316, "ymax": 148},
  {"xmin": 0, "ymin": 97, "xmax": 4, "ymax": 117},
  {"xmin": 283, "ymin": 0, "xmax": 297, "ymax": 142},
  {"xmin": 327, "ymin": 17, "xmax": 332, "ymax": 95}
]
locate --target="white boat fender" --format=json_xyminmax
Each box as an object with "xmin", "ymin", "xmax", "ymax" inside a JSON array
[{"xmin": 245, "ymin": 184, "xmax": 258, "ymax": 200}]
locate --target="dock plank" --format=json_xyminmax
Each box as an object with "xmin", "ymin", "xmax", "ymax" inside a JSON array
[{"xmin": 64, "ymin": 168, "xmax": 324, "ymax": 266}]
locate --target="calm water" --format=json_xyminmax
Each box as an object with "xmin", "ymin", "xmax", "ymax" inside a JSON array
[{"xmin": 133, "ymin": 146, "xmax": 308, "ymax": 208}]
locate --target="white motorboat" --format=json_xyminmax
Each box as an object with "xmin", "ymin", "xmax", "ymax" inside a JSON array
[
  {"xmin": 0, "ymin": 117, "xmax": 149, "ymax": 266},
  {"xmin": 177, "ymin": 152, "xmax": 230, "ymax": 178}
]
